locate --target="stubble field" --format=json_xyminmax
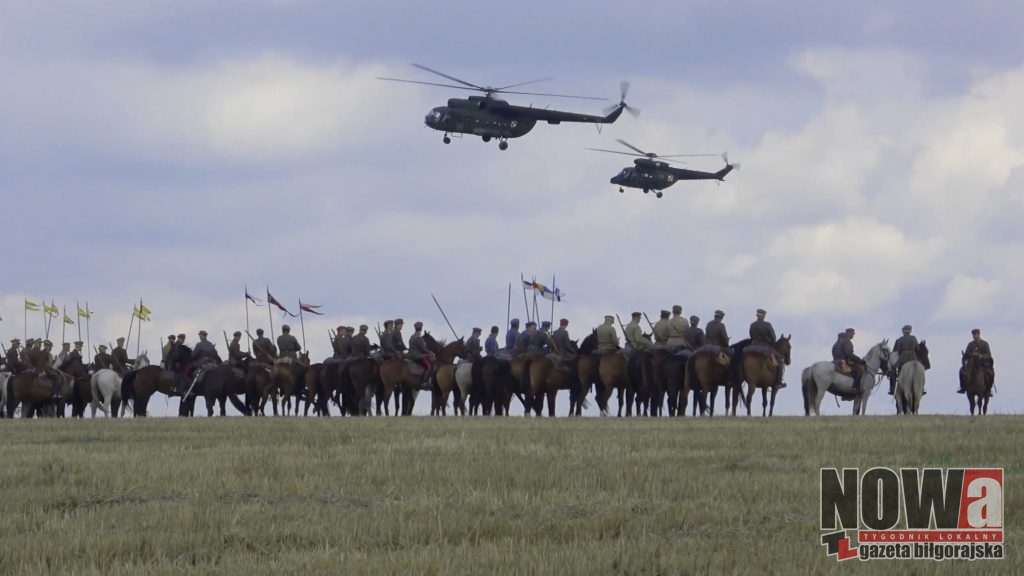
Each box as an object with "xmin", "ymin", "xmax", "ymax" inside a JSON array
[{"xmin": 0, "ymin": 415, "xmax": 1019, "ymax": 575}]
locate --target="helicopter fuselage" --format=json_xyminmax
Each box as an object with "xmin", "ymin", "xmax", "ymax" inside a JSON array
[
  {"xmin": 610, "ymin": 158, "xmax": 733, "ymax": 192},
  {"xmin": 425, "ymin": 97, "xmax": 538, "ymax": 140}
]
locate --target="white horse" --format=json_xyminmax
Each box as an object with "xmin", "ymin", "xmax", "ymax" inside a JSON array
[
  {"xmin": 892, "ymin": 340, "xmax": 929, "ymax": 415},
  {"xmin": 90, "ymin": 369, "xmax": 122, "ymax": 417},
  {"xmin": 454, "ymin": 362, "xmax": 474, "ymax": 414},
  {"xmin": 802, "ymin": 340, "xmax": 891, "ymax": 416}
]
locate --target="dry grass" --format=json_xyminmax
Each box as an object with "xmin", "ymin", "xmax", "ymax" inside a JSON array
[{"xmin": 0, "ymin": 416, "xmax": 1020, "ymax": 575}]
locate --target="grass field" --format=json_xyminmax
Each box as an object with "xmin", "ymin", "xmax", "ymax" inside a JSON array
[{"xmin": 0, "ymin": 415, "xmax": 1019, "ymax": 575}]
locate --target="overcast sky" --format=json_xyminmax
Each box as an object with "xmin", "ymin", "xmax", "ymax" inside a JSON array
[{"xmin": 3, "ymin": 1, "xmax": 1022, "ymax": 416}]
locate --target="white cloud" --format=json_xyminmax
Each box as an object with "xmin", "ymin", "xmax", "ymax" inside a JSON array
[{"xmin": 933, "ymin": 275, "xmax": 1001, "ymax": 321}]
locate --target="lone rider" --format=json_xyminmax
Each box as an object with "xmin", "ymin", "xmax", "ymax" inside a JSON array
[
  {"xmin": 959, "ymin": 328, "xmax": 994, "ymax": 394},
  {"xmin": 832, "ymin": 328, "xmax": 863, "ymax": 395},
  {"xmin": 890, "ymin": 324, "xmax": 918, "ymax": 395},
  {"xmin": 750, "ymin": 309, "xmax": 785, "ymax": 389}
]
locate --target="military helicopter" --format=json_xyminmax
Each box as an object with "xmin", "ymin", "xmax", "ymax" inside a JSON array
[
  {"xmin": 379, "ymin": 64, "xmax": 638, "ymax": 150},
  {"xmin": 588, "ymin": 139, "xmax": 739, "ymax": 198}
]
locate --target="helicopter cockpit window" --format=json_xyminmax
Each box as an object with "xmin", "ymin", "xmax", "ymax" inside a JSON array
[{"xmin": 618, "ymin": 168, "xmax": 632, "ymax": 178}]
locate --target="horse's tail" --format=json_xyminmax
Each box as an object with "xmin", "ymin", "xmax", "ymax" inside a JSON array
[
  {"xmin": 121, "ymin": 370, "xmax": 136, "ymax": 405},
  {"xmin": 800, "ymin": 366, "xmax": 813, "ymax": 416},
  {"xmin": 685, "ymin": 354, "xmax": 697, "ymax": 393}
]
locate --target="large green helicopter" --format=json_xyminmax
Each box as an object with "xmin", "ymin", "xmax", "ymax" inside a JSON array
[
  {"xmin": 588, "ymin": 140, "xmax": 739, "ymax": 198},
  {"xmin": 379, "ymin": 64, "xmax": 638, "ymax": 150}
]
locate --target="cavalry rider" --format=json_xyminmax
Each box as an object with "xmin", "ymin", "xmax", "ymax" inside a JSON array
[
  {"xmin": 333, "ymin": 325, "xmax": 352, "ymax": 358},
  {"xmin": 530, "ymin": 322, "xmax": 552, "ymax": 356},
  {"xmin": 228, "ymin": 331, "xmax": 251, "ymax": 368},
  {"xmin": 832, "ymin": 328, "xmax": 864, "ymax": 394},
  {"xmin": 750, "ymin": 308, "xmax": 785, "ymax": 389},
  {"xmin": 160, "ymin": 334, "xmax": 176, "ymax": 368},
  {"xmin": 380, "ymin": 320, "xmax": 397, "ymax": 359},
  {"xmin": 706, "ymin": 310, "xmax": 730, "ymax": 349},
  {"xmin": 890, "ymin": 324, "xmax": 919, "ymax": 395},
  {"xmin": 959, "ymin": 328, "xmax": 994, "ymax": 394},
  {"xmin": 28, "ymin": 340, "xmax": 61, "ymax": 399},
  {"xmin": 93, "ymin": 344, "xmax": 114, "ymax": 371},
  {"xmin": 684, "ymin": 316, "xmax": 705, "ymax": 350},
  {"xmin": 596, "ymin": 315, "xmax": 620, "ymax": 354},
  {"xmin": 252, "ymin": 328, "xmax": 277, "ymax": 364},
  {"xmin": 111, "ymin": 336, "xmax": 132, "ymax": 375},
  {"xmin": 551, "ymin": 318, "xmax": 572, "ymax": 357},
  {"xmin": 407, "ymin": 321, "xmax": 435, "ymax": 390},
  {"xmin": 21, "ymin": 338, "xmax": 40, "ymax": 366},
  {"xmin": 5, "ymin": 339, "xmax": 23, "ymax": 372},
  {"xmin": 624, "ymin": 312, "xmax": 652, "ymax": 352},
  {"xmin": 484, "ymin": 326, "xmax": 500, "ymax": 357},
  {"xmin": 666, "ymin": 305, "xmax": 688, "ymax": 351},
  {"xmin": 392, "ymin": 319, "xmax": 408, "ymax": 357},
  {"xmin": 71, "ymin": 341, "xmax": 84, "ymax": 363},
  {"xmin": 277, "ymin": 325, "xmax": 301, "ymax": 362},
  {"xmin": 350, "ymin": 325, "xmax": 372, "ymax": 359},
  {"xmin": 190, "ymin": 330, "xmax": 222, "ymax": 381},
  {"xmin": 505, "ymin": 318, "xmax": 520, "ymax": 352},
  {"xmin": 465, "ymin": 327, "xmax": 483, "ymax": 363},
  {"xmin": 652, "ymin": 310, "xmax": 670, "ymax": 348},
  {"xmin": 56, "ymin": 342, "xmax": 71, "ymax": 366},
  {"xmin": 514, "ymin": 321, "xmax": 536, "ymax": 357}
]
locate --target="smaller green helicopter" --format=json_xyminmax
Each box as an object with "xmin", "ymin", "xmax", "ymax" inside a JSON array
[{"xmin": 588, "ymin": 140, "xmax": 739, "ymax": 198}]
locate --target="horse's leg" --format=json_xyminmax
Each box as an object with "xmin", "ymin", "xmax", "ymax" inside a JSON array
[
  {"xmin": 761, "ymin": 386, "xmax": 768, "ymax": 417},
  {"xmin": 769, "ymin": 387, "xmax": 778, "ymax": 417}
]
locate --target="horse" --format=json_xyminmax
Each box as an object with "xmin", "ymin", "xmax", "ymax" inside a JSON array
[
  {"xmin": 576, "ymin": 332, "xmax": 605, "ymax": 415},
  {"xmin": 90, "ymin": 368, "xmax": 123, "ymax": 417},
  {"xmin": 470, "ymin": 356, "xmax": 518, "ymax": 415},
  {"xmin": 5, "ymin": 355, "xmax": 81, "ymax": 418},
  {"xmin": 734, "ymin": 335, "xmax": 792, "ymax": 417},
  {"xmin": 120, "ymin": 353, "xmax": 182, "ymax": 417},
  {"xmin": 685, "ymin": 346, "xmax": 733, "ymax": 417},
  {"xmin": 377, "ymin": 332, "xmax": 446, "ymax": 416},
  {"xmin": 523, "ymin": 341, "xmax": 586, "ymax": 417},
  {"xmin": 960, "ymin": 350, "xmax": 991, "ymax": 416},
  {"xmin": 430, "ymin": 337, "xmax": 466, "ymax": 416},
  {"xmin": 894, "ymin": 341, "xmax": 929, "ymax": 415},
  {"xmin": 179, "ymin": 363, "xmax": 252, "ymax": 417},
  {"xmin": 801, "ymin": 340, "xmax": 891, "ymax": 416}
]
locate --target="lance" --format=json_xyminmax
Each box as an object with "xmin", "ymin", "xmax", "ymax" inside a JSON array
[
  {"xmin": 520, "ymin": 273, "xmax": 530, "ymax": 323},
  {"xmin": 61, "ymin": 306, "xmax": 67, "ymax": 346},
  {"xmin": 244, "ymin": 329, "xmax": 278, "ymax": 361},
  {"xmin": 85, "ymin": 301, "xmax": 92, "ymax": 363},
  {"xmin": 244, "ymin": 288, "xmax": 252, "ymax": 354},
  {"xmin": 298, "ymin": 302, "xmax": 307, "ymax": 352},
  {"xmin": 506, "ymin": 282, "xmax": 511, "ymax": 336},
  {"xmin": 136, "ymin": 299, "xmax": 144, "ymax": 359},
  {"xmin": 431, "ymin": 293, "xmax": 459, "ymax": 341},
  {"xmin": 125, "ymin": 301, "xmax": 136, "ymax": 350},
  {"xmin": 550, "ymin": 273, "xmax": 556, "ymax": 327}
]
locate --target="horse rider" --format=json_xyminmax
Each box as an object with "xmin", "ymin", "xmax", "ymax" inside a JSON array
[
  {"xmin": 161, "ymin": 334, "xmax": 176, "ymax": 368},
  {"xmin": 392, "ymin": 319, "xmax": 408, "ymax": 357},
  {"xmin": 5, "ymin": 339, "xmax": 22, "ymax": 372},
  {"xmin": 71, "ymin": 341, "xmax": 84, "ymax": 363},
  {"xmin": 666, "ymin": 305, "xmax": 688, "ymax": 351},
  {"xmin": 596, "ymin": 315, "xmax": 620, "ymax": 354},
  {"xmin": 349, "ymin": 325, "xmax": 371, "ymax": 359},
  {"xmin": 93, "ymin": 344, "xmax": 114, "ymax": 371},
  {"xmin": 228, "ymin": 331, "xmax": 251, "ymax": 368},
  {"xmin": 652, "ymin": 310, "xmax": 670, "ymax": 348},
  {"xmin": 528, "ymin": 322, "xmax": 552, "ymax": 355},
  {"xmin": 514, "ymin": 321, "xmax": 536, "ymax": 357},
  {"xmin": 832, "ymin": 328, "xmax": 864, "ymax": 395},
  {"xmin": 465, "ymin": 327, "xmax": 483, "ymax": 362},
  {"xmin": 333, "ymin": 325, "xmax": 351, "ymax": 358},
  {"xmin": 112, "ymin": 336, "xmax": 132, "ymax": 375},
  {"xmin": 551, "ymin": 318, "xmax": 572, "ymax": 357},
  {"xmin": 408, "ymin": 321, "xmax": 435, "ymax": 389},
  {"xmin": 379, "ymin": 320, "xmax": 396, "ymax": 359},
  {"xmin": 705, "ymin": 310, "xmax": 730, "ymax": 349},
  {"xmin": 252, "ymin": 328, "xmax": 277, "ymax": 365},
  {"xmin": 505, "ymin": 319, "xmax": 520, "ymax": 352},
  {"xmin": 890, "ymin": 324, "xmax": 919, "ymax": 395},
  {"xmin": 56, "ymin": 342, "xmax": 71, "ymax": 366},
  {"xmin": 277, "ymin": 325, "xmax": 301, "ymax": 362},
  {"xmin": 21, "ymin": 338, "xmax": 40, "ymax": 366},
  {"xmin": 191, "ymin": 330, "xmax": 221, "ymax": 377},
  {"xmin": 750, "ymin": 308, "xmax": 785, "ymax": 389},
  {"xmin": 684, "ymin": 316, "xmax": 705, "ymax": 349},
  {"xmin": 27, "ymin": 340, "xmax": 61, "ymax": 399},
  {"xmin": 624, "ymin": 312, "xmax": 653, "ymax": 352},
  {"xmin": 484, "ymin": 326, "xmax": 500, "ymax": 357},
  {"xmin": 959, "ymin": 328, "xmax": 994, "ymax": 394}
]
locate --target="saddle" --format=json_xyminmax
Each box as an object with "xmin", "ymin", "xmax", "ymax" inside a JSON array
[{"xmin": 836, "ymin": 361, "xmax": 852, "ymax": 375}]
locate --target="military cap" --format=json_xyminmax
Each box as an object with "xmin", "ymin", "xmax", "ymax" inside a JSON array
[
  {"xmin": 604, "ymin": 315, "xmax": 614, "ymax": 321},
  {"xmin": 383, "ymin": 320, "xmax": 394, "ymax": 327},
  {"xmin": 526, "ymin": 321, "xmax": 537, "ymax": 327},
  {"xmin": 510, "ymin": 318, "xmax": 520, "ymax": 326},
  {"xmin": 672, "ymin": 305, "xmax": 682, "ymax": 313},
  {"xmin": 61, "ymin": 342, "xmax": 70, "ymax": 347},
  {"xmin": 690, "ymin": 315, "xmax": 700, "ymax": 323},
  {"xmin": 972, "ymin": 328, "xmax": 981, "ymax": 335},
  {"xmin": 43, "ymin": 340, "xmax": 53, "ymax": 346},
  {"xmin": 256, "ymin": 328, "xmax": 264, "ymax": 335},
  {"xmin": 395, "ymin": 318, "xmax": 404, "ymax": 324},
  {"xmin": 559, "ymin": 318, "xmax": 569, "ymax": 326},
  {"xmin": 714, "ymin": 310, "xmax": 725, "ymax": 318},
  {"xmin": 11, "ymin": 338, "xmax": 21, "ymax": 344},
  {"xmin": 660, "ymin": 309, "xmax": 670, "ymax": 317},
  {"xmin": 26, "ymin": 338, "xmax": 36, "ymax": 345},
  {"xmin": 845, "ymin": 328, "xmax": 856, "ymax": 334},
  {"xmin": 116, "ymin": 337, "xmax": 125, "ymax": 343},
  {"xmin": 346, "ymin": 326, "xmax": 355, "ymax": 333},
  {"xmin": 168, "ymin": 334, "xmax": 176, "ymax": 339},
  {"xmin": 541, "ymin": 320, "xmax": 551, "ymax": 327},
  {"xmin": 414, "ymin": 321, "xmax": 423, "ymax": 330},
  {"xmin": 177, "ymin": 333, "xmax": 186, "ymax": 339},
  {"xmin": 74, "ymin": 341, "xmax": 83, "ymax": 346},
  {"xmin": 902, "ymin": 325, "xmax": 912, "ymax": 332},
  {"xmin": 472, "ymin": 327, "xmax": 482, "ymax": 333},
  {"xmin": 337, "ymin": 325, "xmax": 345, "ymax": 332},
  {"xmin": 756, "ymin": 309, "xmax": 767, "ymax": 316},
  {"xmin": 198, "ymin": 330, "xmax": 208, "ymax": 336},
  {"xmin": 359, "ymin": 325, "xmax": 368, "ymax": 332},
  {"xmin": 233, "ymin": 331, "xmax": 242, "ymax": 337},
  {"xmin": 631, "ymin": 312, "xmax": 642, "ymax": 318},
  {"xmin": 98, "ymin": 344, "xmax": 108, "ymax": 351}
]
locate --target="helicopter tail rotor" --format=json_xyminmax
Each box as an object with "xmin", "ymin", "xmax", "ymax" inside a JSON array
[
  {"xmin": 723, "ymin": 152, "xmax": 741, "ymax": 170},
  {"xmin": 604, "ymin": 81, "xmax": 640, "ymax": 118}
]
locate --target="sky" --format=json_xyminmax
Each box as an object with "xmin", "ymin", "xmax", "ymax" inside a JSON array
[{"xmin": 2, "ymin": 1, "xmax": 1022, "ymax": 417}]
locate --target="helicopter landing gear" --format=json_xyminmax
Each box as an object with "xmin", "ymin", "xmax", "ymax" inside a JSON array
[
  {"xmin": 498, "ymin": 139, "xmax": 508, "ymax": 151},
  {"xmin": 443, "ymin": 135, "xmax": 451, "ymax": 144},
  {"xmin": 619, "ymin": 187, "xmax": 624, "ymax": 193},
  {"xmin": 643, "ymin": 188, "xmax": 649, "ymax": 194},
  {"xmin": 655, "ymin": 191, "xmax": 663, "ymax": 198},
  {"xmin": 482, "ymin": 136, "xmax": 491, "ymax": 142}
]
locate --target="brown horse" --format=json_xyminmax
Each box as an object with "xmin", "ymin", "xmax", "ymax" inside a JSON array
[
  {"xmin": 961, "ymin": 352, "xmax": 992, "ymax": 415},
  {"xmin": 378, "ymin": 333, "xmax": 449, "ymax": 416},
  {"xmin": 179, "ymin": 364, "xmax": 252, "ymax": 417},
  {"xmin": 525, "ymin": 342, "xmax": 584, "ymax": 417},
  {"xmin": 576, "ymin": 332, "xmax": 603, "ymax": 415},
  {"xmin": 120, "ymin": 355, "xmax": 182, "ymax": 417},
  {"xmin": 734, "ymin": 335, "xmax": 792, "ymax": 417},
  {"xmin": 245, "ymin": 364, "xmax": 275, "ymax": 416},
  {"xmin": 685, "ymin": 347, "xmax": 732, "ymax": 417},
  {"xmin": 5, "ymin": 356, "xmax": 83, "ymax": 418},
  {"xmin": 430, "ymin": 337, "xmax": 465, "ymax": 416},
  {"xmin": 470, "ymin": 357, "xmax": 518, "ymax": 415}
]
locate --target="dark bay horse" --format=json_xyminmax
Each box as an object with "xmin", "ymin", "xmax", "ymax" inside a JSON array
[
  {"xmin": 734, "ymin": 335, "xmax": 792, "ymax": 417},
  {"xmin": 576, "ymin": 332, "xmax": 605, "ymax": 415},
  {"xmin": 470, "ymin": 356, "xmax": 518, "ymax": 415},
  {"xmin": 179, "ymin": 364, "xmax": 252, "ymax": 417},
  {"xmin": 961, "ymin": 350, "xmax": 992, "ymax": 416},
  {"xmin": 685, "ymin": 347, "xmax": 733, "ymax": 417},
  {"xmin": 6, "ymin": 355, "xmax": 84, "ymax": 418},
  {"xmin": 120, "ymin": 354, "xmax": 182, "ymax": 417},
  {"xmin": 378, "ymin": 333, "xmax": 450, "ymax": 416},
  {"xmin": 525, "ymin": 341, "xmax": 585, "ymax": 417}
]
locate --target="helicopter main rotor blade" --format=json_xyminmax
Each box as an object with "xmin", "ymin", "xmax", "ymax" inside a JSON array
[
  {"xmin": 494, "ymin": 76, "xmax": 556, "ymax": 91},
  {"xmin": 410, "ymin": 63, "xmax": 486, "ymax": 91},
  {"xmin": 498, "ymin": 89, "xmax": 607, "ymax": 101},
  {"xmin": 615, "ymin": 139, "xmax": 651, "ymax": 156},
  {"xmin": 586, "ymin": 147, "xmax": 646, "ymax": 158},
  {"xmin": 377, "ymin": 77, "xmax": 484, "ymax": 91},
  {"xmin": 658, "ymin": 153, "xmax": 720, "ymax": 158}
]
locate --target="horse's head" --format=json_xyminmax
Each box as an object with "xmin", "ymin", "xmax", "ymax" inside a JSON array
[
  {"xmin": 133, "ymin": 352, "xmax": 150, "ymax": 369},
  {"xmin": 917, "ymin": 340, "xmax": 931, "ymax": 370},
  {"xmin": 59, "ymin": 354, "xmax": 86, "ymax": 375},
  {"xmin": 563, "ymin": 339, "xmax": 580, "ymax": 355},
  {"xmin": 579, "ymin": 331, "xmax": 598, "ymax": 354},
  {"xmin": 775, "ymin": 335, "xmax": 792, "ymax": 365},
  {"xmin": 438, "ymin": 337, "xmax": 466, "ymax": 362}
]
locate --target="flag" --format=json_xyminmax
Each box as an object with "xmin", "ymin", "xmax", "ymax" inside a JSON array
[
  {"xmin": 133, "ymin": 304, "xmax": 152, "ymax": 321},
  {"xmin": 245, "ymin": 287, "xmax": 263, "ymax": 306},
  {"xmin": 267, "ymin": 291, "xmax": 296, "ymax": 317},
  {"xmin": 25, "ymin": 298, "xmax": 40, "ymax": 311},
  {"xmin": 63, "ymin": 313, "xmax": 75, "ymax": 325},
  {"xmin": 77, "ymin": 305, "xmax": 91, "ymax": 319},
  {"xmin": 43, "ymin": 302, "xmax": 59, "ymax": 317},
  {"xmin": 541, "ymin": 285, "xmax": 565, "ymax": 302},
  {"xmin": 299, "ymin": 300, "xmax": 324, "ymax": 315}
]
